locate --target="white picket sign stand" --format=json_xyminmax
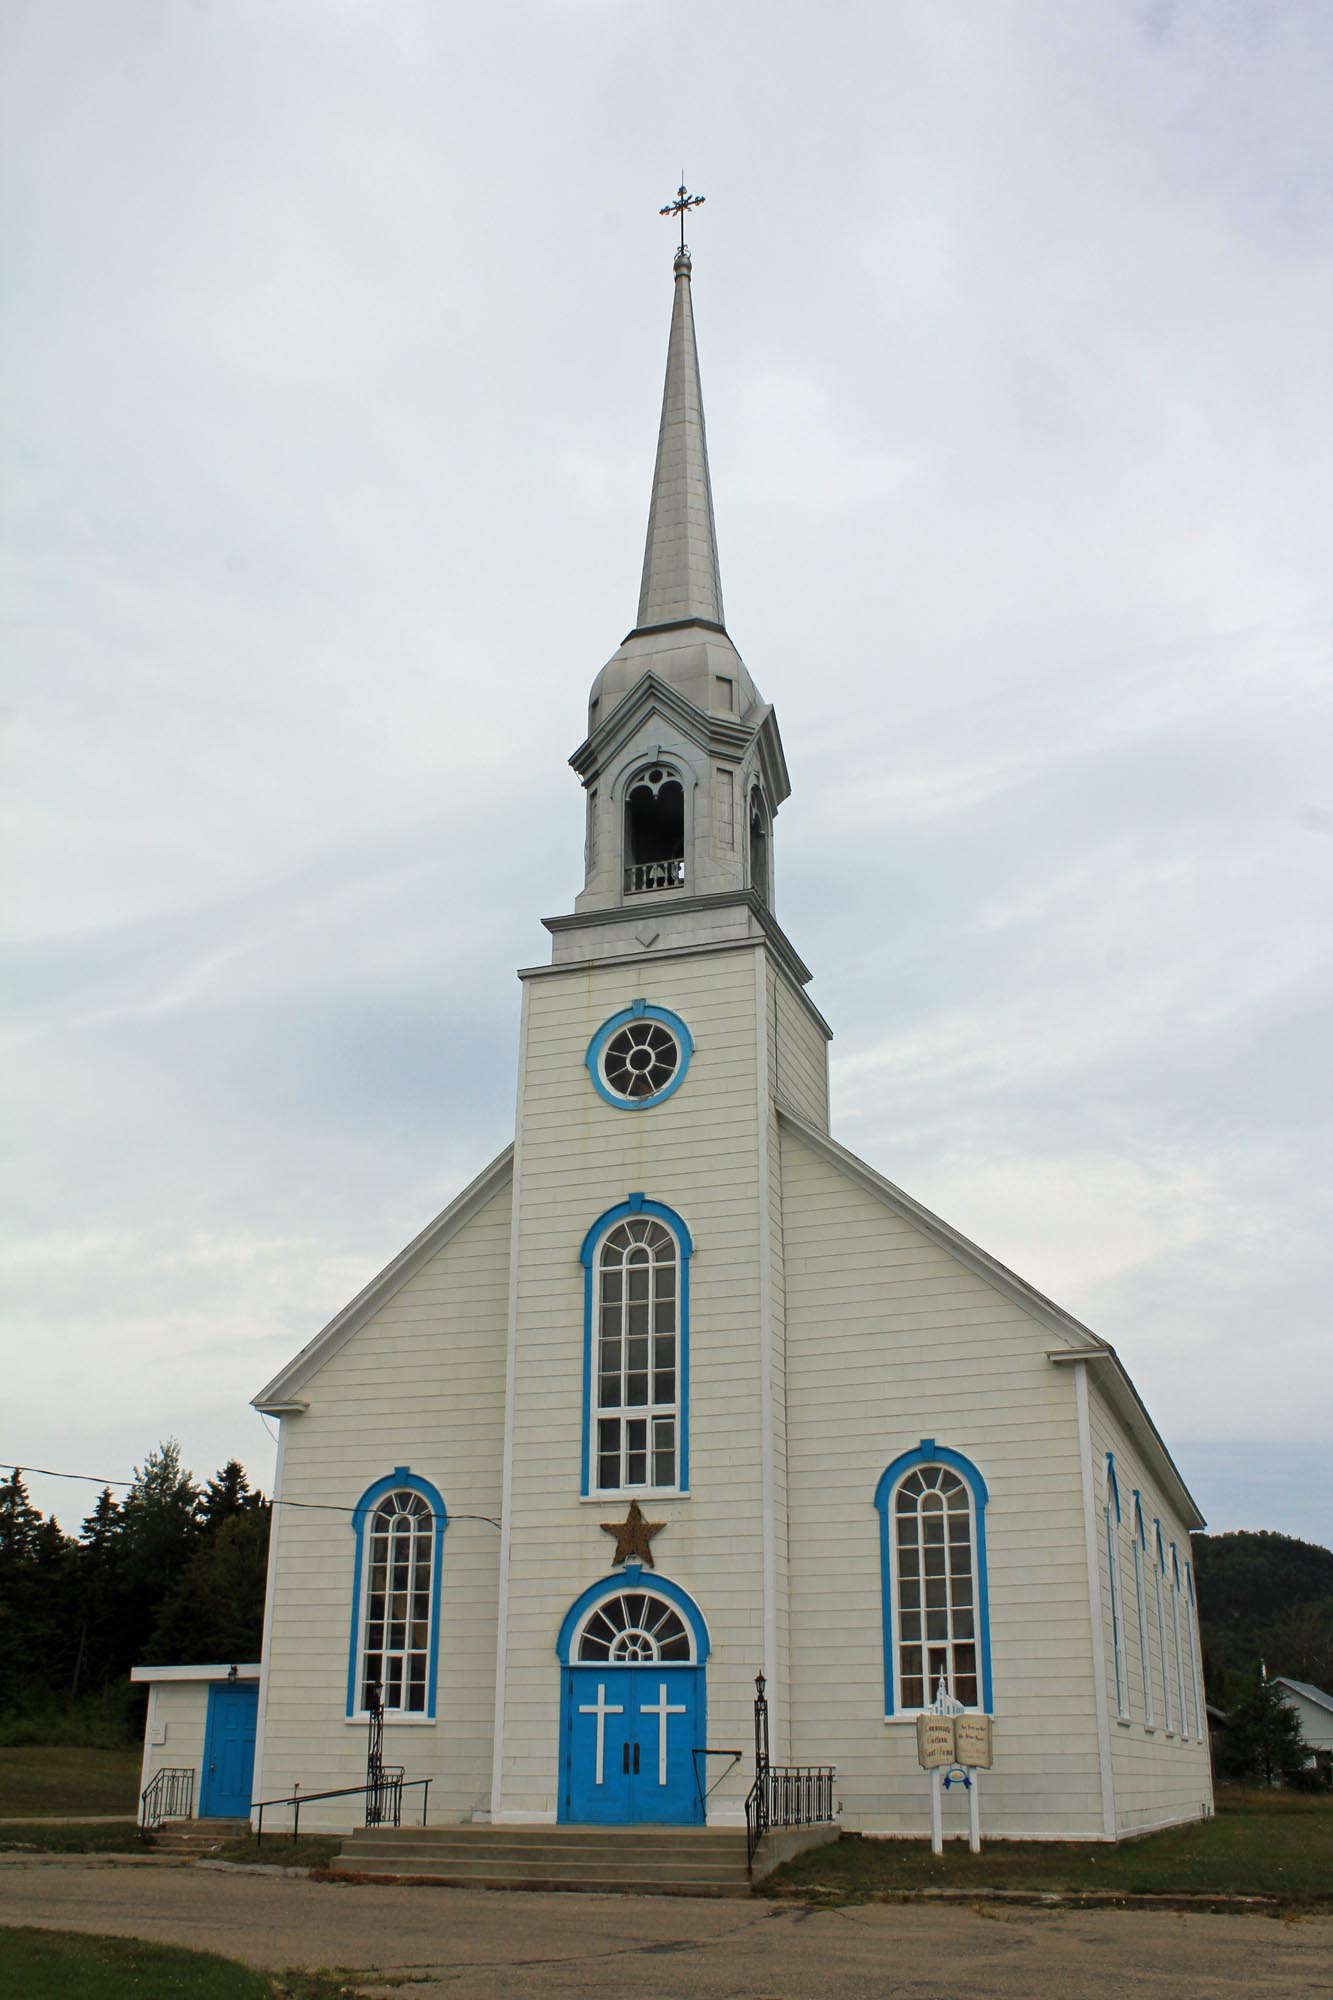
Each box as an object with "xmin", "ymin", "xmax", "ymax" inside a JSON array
[{"xmin": 925, "ymin": 1679, "xmax": 981, "ymax": 1855}]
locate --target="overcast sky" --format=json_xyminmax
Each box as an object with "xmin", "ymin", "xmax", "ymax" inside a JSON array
[{"xmin": 4, "ymin": 1, "xmax": 1331, "ymax": 1547}]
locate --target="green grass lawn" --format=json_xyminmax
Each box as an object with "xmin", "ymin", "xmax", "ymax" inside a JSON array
[
  {"xmin": 0, "ymin": 1745, "xmax": 141, "ymax": 1817},
  {"xmin": 765, "ymin": 1789, "xmax": 1333, "ymax": 1906},
  {"xmin": 0, "ymin": 1928, "xmax": 356, "ymax": 1999}
]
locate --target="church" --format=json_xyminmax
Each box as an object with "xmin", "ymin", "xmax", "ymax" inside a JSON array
[{"xmin": 137, "ymin": 218, "xmax": 1214, "ymax": 1854}]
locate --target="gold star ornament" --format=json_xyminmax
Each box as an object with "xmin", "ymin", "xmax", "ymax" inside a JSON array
[{"xmin": 601, "ymin": 1498, "xmax": 666, "ymax": 1569}]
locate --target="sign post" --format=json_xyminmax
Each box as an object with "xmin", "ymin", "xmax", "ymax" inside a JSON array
[{"xmin": 915, "ymin": 1682, "xmax": 992, "ymax": 1854}]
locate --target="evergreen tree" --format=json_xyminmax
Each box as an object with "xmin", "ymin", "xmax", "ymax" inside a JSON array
[
  {"xmin": 198, "ymin": 1460, "xmax": 263, "ymax": 1535},
  {"xmin": 147, "ymin": 1507, "xmax": 272, "ymax": 1664},
  {"xmin": 1215, "ymin": 1673, "xmax": 1308, "ymax": 1785}
]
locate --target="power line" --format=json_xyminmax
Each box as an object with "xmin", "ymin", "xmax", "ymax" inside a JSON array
[{"xmin": 0, "ymin": 1461, "xmax": 500, "ymax": 1528}]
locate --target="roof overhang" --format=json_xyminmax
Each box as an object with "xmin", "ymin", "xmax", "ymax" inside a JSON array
[{"xmin": 130, "ymin": 1663, "xmax": 261, "ymax": 1683}]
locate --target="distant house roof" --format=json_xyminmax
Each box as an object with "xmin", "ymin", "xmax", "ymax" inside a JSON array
[{"xmin": 1274, "ymin": 1677, "xmax": 1333, "ymax": 1715}]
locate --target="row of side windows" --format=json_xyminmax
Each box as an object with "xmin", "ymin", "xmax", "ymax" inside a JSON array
[
  {"xmin": 1104, "ymin": 1454, "xmax": 1204, "ymax": 1741},
  {"xmin": 345, "ymin": 1438, "xmax": 996, "ymax": 1721}
]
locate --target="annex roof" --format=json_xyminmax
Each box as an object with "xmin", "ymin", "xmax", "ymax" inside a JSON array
[{"xmin": 1275, "ymin": 1677, "xmax": 1333, "ymax": 1714}]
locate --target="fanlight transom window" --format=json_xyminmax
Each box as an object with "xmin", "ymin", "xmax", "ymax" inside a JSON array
[
  {"xmin": 576, "ymin": 1590, "xmax": 694, "ymax": 1663},
  {"xmin": 595, "ymin": 1218, "xmax": 678, "ymax": 1491},
  {"xmin": 893, "ymin": 1465, "xmax": 978, "ymax": 1709},
  {"xmin": 601, "ymin": 1019, "xmax": 680, "ymax": 1100},
  {"xmin": 361, "ymin": 1490, "xmax": 434, "ymax": 1713}
]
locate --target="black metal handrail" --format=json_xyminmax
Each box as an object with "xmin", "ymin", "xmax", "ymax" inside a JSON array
[
  {"xmin": 253, "ymin": 1775, "xmax": 431, "ymax": 1846},
  {"xmin": 140, "ymin": 1766, "xmax": 194, "ymax": 1832},
  {"xmin": 745, "ymin": 1764, "xmax": 837, "ymax": 1869}
]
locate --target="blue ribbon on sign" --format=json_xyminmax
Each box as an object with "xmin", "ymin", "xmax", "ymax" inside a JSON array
[{"xmin": 942, "ymin": 1765, "xmax": 972, "ymax": 1791}]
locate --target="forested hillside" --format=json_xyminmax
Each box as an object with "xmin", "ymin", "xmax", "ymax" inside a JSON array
[
  {"xmin": 0, "ymin": 1444, "xmax": 269, "ymax": 1744},
  {"xmin": 1193, "ymin": 1530, "xmax": 1333, "ymax": 1704}
]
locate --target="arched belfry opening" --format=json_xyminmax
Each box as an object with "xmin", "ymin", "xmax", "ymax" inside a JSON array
[
  {"xmin": 624, "ymin": 764, "xmax": 685, "ymax": 894},
  {"xmin": 748, "ymin": 786, "xmax": 770, "ymax": 906}
]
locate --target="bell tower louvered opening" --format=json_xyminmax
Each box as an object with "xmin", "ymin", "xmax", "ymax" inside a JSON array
[{"xmin": 624, "ymin": 765, "xmax": 685, "ymax": 893}]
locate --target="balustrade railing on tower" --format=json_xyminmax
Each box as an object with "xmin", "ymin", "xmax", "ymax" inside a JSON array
[{"xmin": 624, "ymin": 859, "xmax": 685, "ymax": 893}]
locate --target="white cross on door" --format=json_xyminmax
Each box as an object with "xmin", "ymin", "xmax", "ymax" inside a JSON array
[
  {"xmin": 577, "ymin": 1682, "xmax": 624, "ymax": 1786},
  {"xmin": 638, "ymin": 1681, "xmax": 687, "ymax": 1786}
]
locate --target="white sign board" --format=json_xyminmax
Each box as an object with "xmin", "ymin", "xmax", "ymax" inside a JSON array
[
  {"xmin": 953, "ymin": 1714, "xmax": 993, "ymax": 1770},
  {"xmin": 915, "ymin": 1714, "xmax": 956, "ymax": 1770}
]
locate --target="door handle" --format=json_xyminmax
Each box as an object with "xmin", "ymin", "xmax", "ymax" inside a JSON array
[
  {"xmin": 622, "ymin": 1742, "xmax": 630, "ymax": 1775},
  {"xmin": 633, "ymin": 1742, "xmax": 640, "ymax": 1775}
]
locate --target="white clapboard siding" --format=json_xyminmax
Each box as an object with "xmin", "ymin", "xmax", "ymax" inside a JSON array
[
  {"xmin": 496, "ymin": 943, "xmax": 783, "ymax": 1823},
  {"xmin": 780, "ymin": 1122, "xmax": 1109, "ymax": 1838},
  {"xmin": 1087, "ymin": 1383, "xmax": 1215, "ymax": 1833},
  {"xmin": 254, "ymin": 1176, "xmax": 512, "ymax": 1829}
]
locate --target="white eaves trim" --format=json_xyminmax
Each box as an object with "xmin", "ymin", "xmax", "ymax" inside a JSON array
[
  {"xmin": 776, "ymin": 1105, "xmax": 1204, "ymax": 1531},
  {"xmin": 130, "ymin": 1663, "xmax": 261, "ymax": 1683},
  {"xmin": 251, "ymin": 1146, "xmax": 515, "ymax": 1413}
]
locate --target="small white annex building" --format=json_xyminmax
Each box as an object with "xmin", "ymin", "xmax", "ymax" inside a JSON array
[
  {"xmin": 146, "ymin": 234, "xmax": 1215, "ymax": 1844},
  {"xmin": 1274, "ymin": 1677, "xmax": 1333, "ymax": 1772}
]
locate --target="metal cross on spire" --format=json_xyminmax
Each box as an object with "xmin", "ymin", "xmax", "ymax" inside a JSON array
[{"xmin": 660, "ymin": 175, "xmax": 705, "ymax": 256}]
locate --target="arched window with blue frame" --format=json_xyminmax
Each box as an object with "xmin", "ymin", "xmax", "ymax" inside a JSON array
[
  {"xmin": 875, "ymin": 1442, "xmax": 991, "ymax": 1715},
  {"xmin": 1185, "ymin": 1561, "xmax": 1204, "ymax": 1742},
  {"xmin": 347, "ymin": 1468, "xmax": 447, "ymax": 1719},
  {"xmin": 1105, "ymin": 1455, "xmax": 1128, "ymax": 1720},
  {"xmin": 1153, "ymin": 1520, "xmax": 1174, "ymax": 1733},
  {"xmin": 1131, "ymin": 1494, "xmax": 1155, "ymax": 1726},
  {"xmin": 580, "ymin": 1196, "xmax": 692, "ymax": 1497},
  {"xmin": 1170, "ymin": 1542, "xmax": 1189, "ymax": 1739}
]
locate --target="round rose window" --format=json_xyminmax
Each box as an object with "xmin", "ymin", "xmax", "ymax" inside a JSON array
[
  {"xmin": 585, "ymin": 1002, "xmax": 694, "ymax": 1111},
  {"xmin": 602, "ymin": 1020, "xmax": 680, "ymax": 1100}
]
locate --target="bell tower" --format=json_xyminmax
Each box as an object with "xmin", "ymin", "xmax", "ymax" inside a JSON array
[{"xmin": 560, "ymin": 238, "xmax": 790, "ymax": 952}]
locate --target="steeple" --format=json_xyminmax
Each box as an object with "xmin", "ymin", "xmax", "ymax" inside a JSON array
[
  {"xmin": 562, "ymin": 214, "xmax": 792, "ymax": 945},
  {"xmin": 634, "ymin": 247, "xmax": 725, "ymax": 634}
]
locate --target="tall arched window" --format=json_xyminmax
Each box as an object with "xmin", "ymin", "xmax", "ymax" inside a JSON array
[
  {"xmin": 1105, "ymin": 1456, "xmax": 1128, "ymax": 1720},
  {"xmin": 1170, "ymin": 1544, "xmax": 1189, "ymax": 1739},
  {"xmin": 875, "ymin": 1442, "xmax": 991, "ymax": 1714},
  {"xmin": 1185, "ymin": 1563, "xmax": 1204, "ymax": 1742},
  {"xmin": 347, "ymin": 1469, "xmax": 447, "ymax": 1719},
  {"xmin": 1132, "ymin": 1494, "xmax": 1155, "ymax": 1727},
  {"xmin": 1153, "ymin": 1522, "xmax": 1174, "ymax": 1733},
  {"xmin": 580, "ymin": 1198, "xmax": 692, "ymax": 1497}
]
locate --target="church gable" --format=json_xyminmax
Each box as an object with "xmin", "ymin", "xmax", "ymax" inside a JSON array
[{"xmin": 253, "ymin": 1147, "xmax": 513, "ymax": 1411}]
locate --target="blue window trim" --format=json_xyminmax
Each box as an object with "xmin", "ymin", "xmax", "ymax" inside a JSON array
[
  {"xmin": 1104, "ymin": 1455, "xmax": 1126, "ymax": 1717},
  {"xmin": 346, "ymin": 1467, "xmax": 447, "ymax": 1720},
  {"xmin": 873, "ymin": 1440, "xmax": 992, "ymax": 1716},
  {"xmin": 585, "ymin": 1000, "xmax": 695, "ymax": 1111},
  {"xmin": 555, "ymin": 1563, "xmax": 711, "ymax": 1664},
  {"xmin": 1132, "ymin": 1492, "xmax": 1147, "ymax": 1549},
  {"xmin": 1154, "ymin": 1520, "xmax": 1167, "ymax": 1574},
  {"xmin": 579, "ymin": 1195, "xmax": 693, "ymax": 1498}
]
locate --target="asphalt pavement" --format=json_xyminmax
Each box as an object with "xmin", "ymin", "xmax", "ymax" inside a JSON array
[{"xmin": 0, "ymin": 1856, "xmax": 1329, "ymax": 1998}]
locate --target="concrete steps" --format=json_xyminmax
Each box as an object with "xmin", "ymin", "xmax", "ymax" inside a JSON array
[
  {"xmin": 333, "ymin": 1824, "xmax": 757, "ymax": 1897},
  {"xmin": 149, "ymin": 1818, "xmax": 250, "ymax": 1856}
]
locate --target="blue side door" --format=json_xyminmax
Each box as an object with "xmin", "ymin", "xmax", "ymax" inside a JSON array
[
  {"xmin": 563, "ymin": 1667, "xmax": 701, "ymax": 1825},
  {"xmin": 200, "ymin": 1683, "xmax": 258, "ymax": 1819}
]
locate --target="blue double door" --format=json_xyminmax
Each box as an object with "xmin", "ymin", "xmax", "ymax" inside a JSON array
[
  {"xmin": 200, "ymin": 1683, "xmax": 258, "ymax": 1819},
  {"xmin": 562, "ymin": 1666, "xmax": 703, "ymax": 1824}
]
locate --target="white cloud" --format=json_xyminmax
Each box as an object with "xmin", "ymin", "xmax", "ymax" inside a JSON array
[{"xmin": 3, "ymin": 0, "xmax": 1331, "ymax": 1538}]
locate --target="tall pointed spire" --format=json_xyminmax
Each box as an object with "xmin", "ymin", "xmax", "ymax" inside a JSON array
[{"xmin": 635, "ymin": 246, "xmax": 725, "ymax": 632}]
